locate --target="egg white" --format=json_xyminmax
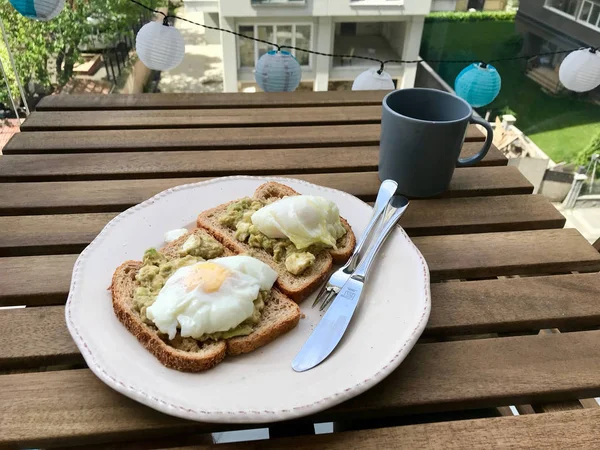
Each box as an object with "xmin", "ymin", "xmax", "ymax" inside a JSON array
[
  {"xmin": 251, "ymin": 195, "xmax": 343, "ymax": 249},
  {"xmin": 146, "ymin": 256, "xmax": 277, "ymax": 340}
]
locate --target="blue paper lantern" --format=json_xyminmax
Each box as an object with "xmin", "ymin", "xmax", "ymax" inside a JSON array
[
  {"xmin": 454, "ymin": 63, "xmax": 501, "ymax": 108},
  {"xmin": 8, "ymin": 0, "xmax": 65, "ymax": 21},
  {"xmin": 255, "ymin": 50, "xmax": 302, "ymax": 92}
]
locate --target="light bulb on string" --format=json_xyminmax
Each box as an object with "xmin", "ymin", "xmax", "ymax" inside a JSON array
[
  {"xmin": 255, "ymin": 50, "xmax": 302, "ymax": 92},
  {"xmin": 352, "ymin": 67, "xmax": 395, "ymax": 91},
  {"xmin": 8, "ymin": 0, "xmax": 65, "ymax": 21},
  {"xmin": 559, "ymin": 48, "xmax": 600, "ymax": 92},
  {"xmin": 454, "ymin": 62, "xmax": 501, "ymax": 108},
  {"xmin": 136, "ymin": 18, "xmax": 185, "ymax": 72}
]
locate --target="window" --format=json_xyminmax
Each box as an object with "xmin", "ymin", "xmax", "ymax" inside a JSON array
[
  {"xmin": 237, "ymin": 24, "xmax": 312, "ymax": 68},
  {"xmin": 545, "ymin": 0, "xmax": 580, "ymax": 16},
  {"xmin": 579, "ymin": 0, "xmax": 600, "ymax": 28},
  {"xmin": 238, "ymin": 25, "xmax": 255, "ymax": 68}
]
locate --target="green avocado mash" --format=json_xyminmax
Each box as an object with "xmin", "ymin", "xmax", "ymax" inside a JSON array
[
  {"xmin": 132, "ymin": 233, "xmax": 266, "ymax": 346},
  {"xmin": 218, "ymin": 197, "xmax": 346, "ymax": 275}
]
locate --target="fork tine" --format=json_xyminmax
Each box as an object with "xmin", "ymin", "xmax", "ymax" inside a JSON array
[
  {"xmin": 319, "ymin": 289, "xmax": 337, "ymax": 312},
  {"xmin": 312, "ymin": 283, "xmax": 330, "ymax": 308}
]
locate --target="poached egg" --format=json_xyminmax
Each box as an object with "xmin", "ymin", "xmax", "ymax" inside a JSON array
[
  {"xmin": 251, "ymin": 195, "xmax": 346, "ymax": 249},
  {"xmin": 164, "ymin": 228, "xmax": 188, "ymax": 243},
  {"xmin": 146, "ymin": 256, "xmax": 277, "ymax": 340}
]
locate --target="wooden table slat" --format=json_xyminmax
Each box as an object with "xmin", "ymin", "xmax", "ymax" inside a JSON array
[
  {"xmin": 3, "ymin": 273, "xmax": 600, "ymax": 370},
  {"xmin": 0, "ymin": 254, "xmax": 76, "ymax": 306},
  {"xmin": 174, "ymin": 409, "xmax": 600, "ymax": 450},
  {"xmin": 20, "ymin": 109, "xmax": 489, "ymax": 140},
  {"xmin": 2, "ymin": 330, "xmax": 600, "ymax": 447},
  {"xmin": 34, "ymin": 91, "xmax": 391, "ymax": 110},
  {"xmin": 415, "ymin": 228, "xmax": 600, "ymax": 281},
  {"xmin": 428, "ymin": 273, "xmax": 600, "ymax": 336},
  {"xmin": 0, "ymin": 168, "xmax": 532, "ymax": 216},
  {"xmin": 0, "ymin": 143, "xmax": 506, "ymax": 182},
  {"xmin": 3, "ymin": 124, "xmax": 495, "ymax": 155},
  {"xmin": 21, "ymin": 107, "xmax": 388, "ymax": 131},
  {"xmin": 0, "ymin": 195, "xmax": 564, "ymax": 257},
  {"xmin": 2, "ymin": 228, "xmax": 598, "ymax": 307}
]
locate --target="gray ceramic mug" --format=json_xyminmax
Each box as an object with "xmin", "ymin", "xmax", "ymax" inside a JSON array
[{"xmin": 379, "ymin": 88, "xmax": 493, "ymax": 197}]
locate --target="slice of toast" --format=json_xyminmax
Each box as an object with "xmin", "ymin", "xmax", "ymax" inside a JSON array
[
  {"xmin": 111, "ymin": 228, "xmax": 301, "ymax": 372},
  {"xmin": 197, "ymin": 182, "xmax": 356, "ymax": 302}
]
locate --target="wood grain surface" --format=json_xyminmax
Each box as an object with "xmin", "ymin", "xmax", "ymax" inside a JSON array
[
  {"xmin": 2, "ymin": 331, "xmax": 600, "ymax": 447},
  {"xmin": 3, "ymin": 124, "xmax": 494, "ymax": 155},
  {"xmin": 427, "ymin": 273, "xmax": 600, "ymax": 335},
  {"xmin": 34, "ymin": 91, "xmax": 391, "ymax": 110},
  {"xmin": 1, "ymin": 91, "xmax": 599, "ymax": 449},
  {"xmin": 2, "ymin": 228, "xmax": 597, "ymax": 307},
  {"xmin": 0, "ymin": 168, "xmax": 531, "ymax": 215},
  {"xmin": 3, "ymin": 273, "xmax": 599, "ymax": 370},
  {"xmin": 0, "ymin": 306, "xmax": 77, "ymax": 369},
  {"xmin": 20, "ymin": 109, "xmax": 491, "ymax": 141},
  {"xmin": 0, "ymin": 254, "xmax": 76, "ymax": 306},
  {"xmin": 0, "ymin": 195, "xmax": 564, "ymax": 256},
  {"xmin": 181, "ymin": 409, "xmax": 600, "ymax": 450},
  {"xmin": 21, "ymin": 107, "xmax": 386, "ymax": 130},
  {"xmin": 414, "ymin": 228, "xmax": 600, "ymax": 280},
  {"xmin": 0, "ymin": 144, "xmax": 506, "ymax": 182}
]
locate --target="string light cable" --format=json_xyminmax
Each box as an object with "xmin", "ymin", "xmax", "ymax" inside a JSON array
[
  {"xmin": 129, "ymin": 0, "xmax": 597, "ymax": 71},
  {"xmin": 6, "ymin": 0, "xmax": 600, "ymax": 102}
]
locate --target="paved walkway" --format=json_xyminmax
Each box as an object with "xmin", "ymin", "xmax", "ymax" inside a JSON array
[
  {"xmin": 158, "ymin": 11, "xmax": 224, "ymax": 93},
  {"xmin": 555, "ymin": 203, "xmax": 600, "ymax": 244},
  {"xmin": 0, "ymin": 119, "xmax": 21, "ymax": 154}
]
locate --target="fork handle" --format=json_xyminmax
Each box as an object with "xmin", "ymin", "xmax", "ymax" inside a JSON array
[
  {"xmin": 345, "ymin": 179, "xmax": 397, "ymax": 273},
  {"xmin": 352, "ymin": 196, "xmax": 409, "ymax": 282}
]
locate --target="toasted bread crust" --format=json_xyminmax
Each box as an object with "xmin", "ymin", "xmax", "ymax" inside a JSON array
[
  {"xmin": 111, "ymin": 261, "xmax": 227, "ymax": 372},
  {"xmin": 226, "ymin": 289, "xmax": 300, "ymax": 355},
  {"xmin": 111, "ymin": 229, "xmax": 300, "ymax": 372},
  {"xmin": 196, "ymin": 182, "xmax": 356, "ymax": 302}
]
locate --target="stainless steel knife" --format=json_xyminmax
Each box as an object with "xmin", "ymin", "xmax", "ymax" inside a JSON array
[{"xmin": 292, "ymin": 195, "xmax": 410, "ymax": 372}]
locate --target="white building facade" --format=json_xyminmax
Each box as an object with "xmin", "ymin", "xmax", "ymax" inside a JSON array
[{"xmin": 185, "ymin": 0, "xmax": 445, "ymax": 92}]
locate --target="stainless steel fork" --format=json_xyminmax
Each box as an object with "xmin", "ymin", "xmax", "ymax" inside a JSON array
[{"xmin": 312, "ymin": 179, "xmax": 399, "ymax": 310}]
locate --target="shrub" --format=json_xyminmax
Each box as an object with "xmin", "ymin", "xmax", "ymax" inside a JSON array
[
  {"xmin": 426, "ymin": 11, "xmax": 517, "ymax": 22},
  {"xmin": 576, "ymin": 131, "xmax": 600, "ymax": 171}
]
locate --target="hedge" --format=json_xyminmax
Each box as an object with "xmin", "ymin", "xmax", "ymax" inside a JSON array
[{"xmin": 426, "ymin": 11, "xmax": 517, "ymax": 22}]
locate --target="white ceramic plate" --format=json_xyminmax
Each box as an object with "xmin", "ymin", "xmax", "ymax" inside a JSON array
[{"xmin": 66, "ymin": 176, "xmax": 430, "ymax": 423}]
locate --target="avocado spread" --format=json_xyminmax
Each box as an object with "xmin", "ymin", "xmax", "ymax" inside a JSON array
[
  {"xmin": 218, "ymin": 197, "xmax": 345, "ymax": 275},
  {"xmin": 132, "ymin": 234, "xmax": 267, "ymax": 345}
]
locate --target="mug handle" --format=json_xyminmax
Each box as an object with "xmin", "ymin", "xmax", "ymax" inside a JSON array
[{"xmin": 456, "ymin": 115, "xmax": 494, "ymax": 167}]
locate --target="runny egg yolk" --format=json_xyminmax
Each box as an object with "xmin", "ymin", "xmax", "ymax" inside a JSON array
[{"xmin": 184, "ymin": 263, "xmax": 230, "ymax": 293}]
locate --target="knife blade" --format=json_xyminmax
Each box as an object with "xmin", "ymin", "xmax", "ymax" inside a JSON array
[
  {"xmin": 292, "ymin": 195, "xmax": 409, "ymax": 372},
  {"xmin": 292, "ymin": 277, "xmax": 364, "ymax": 372}
]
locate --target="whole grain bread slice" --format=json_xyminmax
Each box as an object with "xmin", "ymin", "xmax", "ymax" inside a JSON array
[
  {"xmin": 196, "ymin": 182, "xmax": 356, "ymax": 302},
  {"xmin": 111, "ymin": 228, "xmax": 300, "ymax": 372}
]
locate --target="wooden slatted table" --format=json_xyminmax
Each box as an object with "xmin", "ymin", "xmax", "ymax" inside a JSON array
[{"xmin": 1, "ymin": 90, "xmax": 600, "ymax": 449}]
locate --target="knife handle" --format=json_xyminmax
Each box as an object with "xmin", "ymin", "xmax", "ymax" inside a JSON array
[
  {"xmin": 352, "ymin": 195, "xmax": 409, "ymax": 282},
  {"xmin": 344, "ymin": 179, "xmax": 397, "ymax": 273}
]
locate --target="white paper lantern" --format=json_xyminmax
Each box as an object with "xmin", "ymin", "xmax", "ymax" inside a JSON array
[
  {"xmin": 8, "ymin": 0, "xmax": 65, "ymax": 20},
  {"xmin": 352, "ymin": 68, "xmax": 395, "ymax": 91},
  {"xmin": 559, "ymin": 48, "xmax": 600, "ymax": 92},
  {"xmin": 136, "ymin": 21, "xmax": 185, "ymax": 72},
  {"xmin": 255, "ymin": 50, "xmax": 302, "ymax": 92}
]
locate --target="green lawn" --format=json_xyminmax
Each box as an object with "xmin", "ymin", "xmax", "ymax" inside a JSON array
[{"xmin": 420, "ymin": 20, "xmax": 600, "ymax": 163}]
